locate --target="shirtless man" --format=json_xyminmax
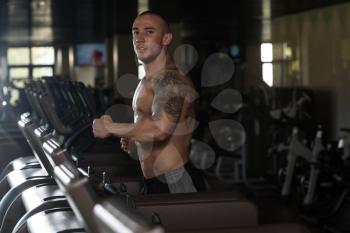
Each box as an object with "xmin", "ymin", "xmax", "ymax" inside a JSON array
[{"xmin": 92, "ymin": 11, "xmax": 205, "ymax": 194}]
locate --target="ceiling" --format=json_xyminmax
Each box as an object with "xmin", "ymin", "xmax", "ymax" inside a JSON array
[{"xmin": 0, "ymin": 0, "xmax": 349, "ymax": 45}]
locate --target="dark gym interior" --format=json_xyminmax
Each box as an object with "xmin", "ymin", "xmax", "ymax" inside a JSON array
[{"xmin": 0, "ymin": 0, "xmax": 350, "ymax": 232}]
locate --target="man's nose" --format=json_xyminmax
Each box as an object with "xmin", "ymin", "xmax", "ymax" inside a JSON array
[{"xmin": 135, "ymin": 32, "xmax": 145, "ymax": 42}]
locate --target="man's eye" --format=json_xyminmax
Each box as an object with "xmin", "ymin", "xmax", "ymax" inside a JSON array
[
  {"xmin": 133, "ymin": 31, "xmax": 139, "ymax": 35},
  {"xmin": 146, "ymin": 31, "xmax": 154, "ymax": 34}
]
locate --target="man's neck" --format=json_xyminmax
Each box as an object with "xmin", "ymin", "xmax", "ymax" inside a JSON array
[{"xmin": 143, "ymin": 53, "xmax": 170, "ymax": 79}]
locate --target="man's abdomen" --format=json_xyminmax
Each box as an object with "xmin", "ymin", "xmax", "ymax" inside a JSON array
[{"xmin": 138, "ymin": 136, "xmax": 191, "ymax": 178}]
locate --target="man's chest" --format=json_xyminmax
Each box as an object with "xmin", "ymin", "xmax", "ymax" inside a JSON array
[{"xmin": 132, "ymin": 79, "xmax": 155, "ymax": 115}]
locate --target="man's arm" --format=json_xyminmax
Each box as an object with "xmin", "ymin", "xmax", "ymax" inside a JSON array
[
  {"xmin": 103, "ymin": 113, "xmax": 175, "ymax": 142},
  {"xmin": 120, "ymin": 137, "xmax": 135, "ymax": 154},
  {"xmin": 101, "ymin": 71, "xmax": 194, "ymax": 142},
  {"xmin": 92, "ymin": 116, "xmax": 112, "ymax": 138}
]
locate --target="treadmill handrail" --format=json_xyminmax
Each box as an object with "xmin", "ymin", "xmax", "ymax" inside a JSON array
[
  {"xmin": 93, "ymin": 198, "xmax": 164, "ymax": 233},
  {"xmin": 54, "ymin": 161, "xmax": 99, "ymax": 233}
]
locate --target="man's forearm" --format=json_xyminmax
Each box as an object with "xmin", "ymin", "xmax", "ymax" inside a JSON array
[{"xmin": 106, "ymin": 117, "xmax": 171, "ymax": 142}]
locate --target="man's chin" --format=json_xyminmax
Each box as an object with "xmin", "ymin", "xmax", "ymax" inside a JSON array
[
  {"xmin": 138, "ymin": 57, "xmax": 152, "ymax": 64},
  {"xmin": 136, "ymin": 55, "xmax": 146, "ymax": 62}
]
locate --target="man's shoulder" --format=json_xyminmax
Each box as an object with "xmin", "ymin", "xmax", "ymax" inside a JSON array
[{"xmin": 156, "ymin": 66, "xmax": 193, "ymax": 88}]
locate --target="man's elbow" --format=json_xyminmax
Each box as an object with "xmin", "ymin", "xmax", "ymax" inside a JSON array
[
  {"xmin": 153, "ymin": 130, "xmax": 170, "ymax": 142},
  {"xmin": 149, "ymin": 118, "xmax": 176, "ymax": 142}
]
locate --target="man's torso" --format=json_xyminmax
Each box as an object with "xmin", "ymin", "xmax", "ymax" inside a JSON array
[{"xmin": 132, "ymin": 68, "xmax": 195, "ymax": 178}]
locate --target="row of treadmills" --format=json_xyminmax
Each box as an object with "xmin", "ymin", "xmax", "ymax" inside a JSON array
[{"xmin": 0, "ymin": 77, "xmax": 311, "ymax": 233}]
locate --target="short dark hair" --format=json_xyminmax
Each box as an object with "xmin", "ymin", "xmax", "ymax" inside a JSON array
[{"xmin": 138, "ymin": 10, "xmax": 171, "ymax": 33}]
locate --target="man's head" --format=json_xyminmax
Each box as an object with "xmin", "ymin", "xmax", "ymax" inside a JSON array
[{"xmin": 132, "ymin": 11, "xmax": 172, "ymax": 64}]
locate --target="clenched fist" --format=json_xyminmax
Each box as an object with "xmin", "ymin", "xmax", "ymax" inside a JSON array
[
  {"xmin": 92, "ymin": 115, "xmax": 113, "ymax": 138},
  {"xmin": 120, "ymin": 137, "xmax": 136, "ymax": 154}
]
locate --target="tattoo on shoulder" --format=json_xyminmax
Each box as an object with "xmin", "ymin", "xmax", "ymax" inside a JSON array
[{"xmin": 153, "ymin": 71, "xmax": 196, "ymax": 120}]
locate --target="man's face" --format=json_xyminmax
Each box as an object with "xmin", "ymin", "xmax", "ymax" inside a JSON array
[{"xmin": 132, "ymin": 15, "xmax": 167, "ymax": 64}]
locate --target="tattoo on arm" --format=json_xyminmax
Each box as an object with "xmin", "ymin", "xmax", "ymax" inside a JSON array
[
  {"xmin": 153, "ymin": 71, "xmax": 193, "ymax": 121},
  {"xmin": 163, "ymin": 96, "xmax": 184, "ymax": 119}
]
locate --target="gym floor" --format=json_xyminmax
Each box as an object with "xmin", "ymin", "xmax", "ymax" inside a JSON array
[{"xmin": 205, "ymin": 175, "xmax": 350, "ymax": 233}]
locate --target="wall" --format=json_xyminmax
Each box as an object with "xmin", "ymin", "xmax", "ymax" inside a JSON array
[
  {"xmin": 75, "ymin": 66, "xmax": 101, "ymax": 87},
  {"xmin": 66, "ymin": 23, "xmax": 186, "ymax": 104},
  {"xmin": 244, "ymin": 45, "xmax": 263, "ymax": 93},
  {"xmin": 271, "ymin": 3, "xmax": 350, "ymax": 138}
]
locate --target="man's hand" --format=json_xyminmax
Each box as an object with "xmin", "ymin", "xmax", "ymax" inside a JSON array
[
  {"xmin": 92, "ymin": 115, "xmax": 113, "ymax": 138},
  {"xmin": 120, "ymin": 137, "xmax": 135, "ymax": 154}
]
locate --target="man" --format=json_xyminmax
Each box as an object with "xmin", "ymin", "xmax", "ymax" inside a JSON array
[{"xmin": 93, "ymin": 11, "xmax": 205, "ymax": 194}]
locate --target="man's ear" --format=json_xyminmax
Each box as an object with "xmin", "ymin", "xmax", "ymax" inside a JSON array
[{"xmin": 162, "ymin": 33, "xmax": 173, "ymax": 46}]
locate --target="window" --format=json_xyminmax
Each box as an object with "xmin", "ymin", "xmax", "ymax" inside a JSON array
[
  {"xmin": 262, "ymin": 63, "xmax": 273, "ymax": 87},
  {"xmin": 137, "ymin": 59, "xmax": 145, "ymax": 80},
  {"xmin": 31, "ymin": 47, "xmax": 55, "ymax": 65},
  {"xmin": 7, "ymin": 46, "xmax": 55, "ymax": 80},
  {"xmin": 7, "ymin": 48, "xmax": 30, "ymax": 65},
  {"xmin": 6, "ymin": 46, "xmax": 55, "ymax": 104},
  {"xmin": 138, "ymin": 63, "xmax": 145, "ymax": 80},
  {"xmin": 9, "ymin": 68, "xmax": 29, "ymax": 79},
  {"xmin": 261, "ymin": 42, "xmax": 298, "ymax": 87},
  {"xmin": 33, "ymin": 67, "xmax": 53, "ymax": 79},
  {"xmin": 261, "ymin": 43, "xmax": 273, "ymax": 86},
  {"xmin": 261, "ymin": 43, "xmax": 273, "ymax": 62}
]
